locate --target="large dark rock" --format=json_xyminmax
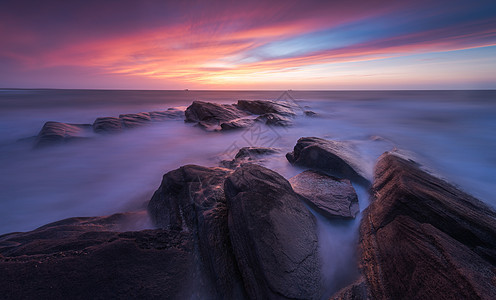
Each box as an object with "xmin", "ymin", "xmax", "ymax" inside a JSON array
[
  {"xmin": 286, "ymin": 137, "xmax": 370, "ymax": 186},
  {"xmin": 147, "ymin": 165, "xmax": 245, "ymax": 299},
  {"xmin": 185, "ymin": 101, "xmax": 249, "ymax": 130},
  {"xmin": 220, "ymin": 147, "xmax": 279, "ymax": 169},
  {"xmin": 0, "ymin": 213, "xmax": 206, "ymax": 299},
  {"xmin": 119, "ymin": 112, "xmax": 152, "ymax": 128},
  {"xmin": 358, "ymin": 152, "xmax": 496, "ymax": 300},
  {"xmin": 225, "ymin": 164, "xmax": 322, "ymax": 299},
  {"xmin": 93, "ymin": 117, "xmax": 123, "ymax": 133},
  {"xmin": 289, "ymin": 170, "xmax": 359, "ymax": 219},
  {"xmin": 236, "ymin": 100, "xmax": 295, "ymax": 116},
  {"xmin": 35, "ymin": 121, "xmax": 93, "ymax": 148}
]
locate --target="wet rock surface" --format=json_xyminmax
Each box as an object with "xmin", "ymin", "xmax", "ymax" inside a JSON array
[
  {"xmin": 0, "ymin": 213, "xmax": 205, "ymax": 299},
  {"xmin": 289, "ymin": 170, "xmax": 359, "ymax": 219},
  {"xmin": 225, "ymin": 164, "xmax": 322, "ymax": 299},
  {"xmin": 185, "ymin": 101, "xmax": 249, "ymax": 129},
  {"xmin": 236, "ymin": 100, "xmax": 296, "ymax": 116},
  {"xmin": 35, "ymin": 121, "xmax": 93, "ymax": 148},
  {"xmin": 220, "ymin": 146, "xmax": 279, "ymax": 169},
  {"xmin": 220, "ymin": 117, "xmax": 255, "ymax": 131},
  {"xmin": 93, "ymin": 117, "xmax": 123, "ymax": 133},
  {"xmin": 357, "ymin": 152, "xmax": 496, "ymax": 300},
  {"xmin": 286, "ymin": 137, "xmax": 370, "ymax": 185},
  {"xmin": 119, "ymin": 112, "xmax": 152, "ymax": 128},
  {"xmin": 255, "ymin": 112, "xmax": 293, "ymax": 126}
]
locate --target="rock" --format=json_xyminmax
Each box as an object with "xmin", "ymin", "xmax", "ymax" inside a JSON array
[
  {"xmin": 148, "ymin": 165, "xmax": 245, "ymax": 299},
  {"xmin": 185, "ymin": 101, "xmax": 249, "ymax": 129},
  {"xmin": 255, "ymin": 113, "xmax": 292, "ymax": 126},
  {"xmin": 92, "ymin": 117, "xmax": 123, "ymax": 133},
  {"xmin": 119, "ymin": 112, "xmax": 152, "ymax": 128},
  {"xmin": 34, "ymin": 121, "xmax": 93, "ymax": 148},
  {"xmin": 220, "ymin": 147, "xmax": 279, "ymax": 169},
  {"xmin": 236, "ymin": 100, "xmax": 295, "ymax": 116},
  {"xmin": 224, "ymin": 164, "xmax": 322, "ymax": 299},
  {"xmin": 0, "ymin": 213, "xmax": 207, "ymax": 299},
  {"xmin": 289, "ymin": 170, "xmax": 359, "ymax": 219},
  {"xmin": 149, "ymin": 108, "xmax": 185, "ymax": 121},
  {"xmin": 359, "ymin": 153, "xmax": 496, "ymax": 300},
  {"xmin": 286, "ymin": 137, "xmax": 370, "ymax": 185},
  {"xmin": 304, "ymin": 110, "xmax": 318, "ymax": 117},
  {"xmin": 220, "ymin": 118, "xmax": 255, "ymax": 131},
  {"xmin": 330, "ymin": 277, "xmax": 369, "ymax": 300}
]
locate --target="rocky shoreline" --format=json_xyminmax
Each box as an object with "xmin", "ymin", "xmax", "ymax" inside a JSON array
[{"xmin": 2, "ymin": 99, "xmax": 495, "ymax": 299}]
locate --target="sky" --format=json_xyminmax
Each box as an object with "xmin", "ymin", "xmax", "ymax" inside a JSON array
[{"xmin": 1, "ymin": 0, "xmax": 495, "ymax": 90}]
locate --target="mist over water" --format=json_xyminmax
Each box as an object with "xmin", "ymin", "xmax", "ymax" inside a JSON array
[{"xmin": 1, "ymin": 89, "xmax": 495, "ymax": 296}]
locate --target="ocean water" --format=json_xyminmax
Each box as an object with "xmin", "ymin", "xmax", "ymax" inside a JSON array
[{"xmin": 1, "ymin": 89, "xmax": 495, "ymax": 296}]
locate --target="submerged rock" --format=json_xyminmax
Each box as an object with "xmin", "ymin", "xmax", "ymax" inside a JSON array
[
  {"xmin": 225, "ymin": 164, "xmax": 322, "ymax": 299},
  {"xmin": 255, "ymin": 113, "xmax": 292, "ymax": 126},
  {"xmin": 220, "ymin": 147, "xmax": 279, "ymax": 169},
  {"xmin": 357, "ymin": 152, "xmax": 496, "ymax": 300},
  {"xmin": 92, "ymin": 117, "xmax": 123, "ymax": 133},
  {"xmin": 147, "ymin": 165, "xmax": 245, "ymax": 299},
  {"xmin": 34, "ymin": 121, "xmax": 93, "ymax": 148},
  {"xmin": 220, "ymin": 118, "xmax": 255, "ymax": 131},
  {"xmin": 119, "ymin": 112, "xmax": 152, "ymax": 128},
  {"xmin": 236, "ymin": 100, "xmax": 296, "ymax": 116},
  {"xmin": 286, "ymin": 137, "xmax": 370, "ymax": 185},
  {"xmin": 289, "ymin": 170, "xmax": 359, "ymax": 219},
  {"xmin": 0, "ymin": 213, "xmax": 204, "ymax": 299}
]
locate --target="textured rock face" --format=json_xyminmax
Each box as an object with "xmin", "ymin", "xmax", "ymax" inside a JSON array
[
  {"xmin": 0, "ymin": 213, "xmax": 205, "ymax": 299},
  {"xmin": 35, "ymin": 121, "xmax": 93, "ymax": 148},
  {"xmin": 149, "ymin": 108, "xmax": 185, "ymax": 120},
  {"xmin": 358, "ymin": 153, "xmax": 496, "ymax": 300},
  {"xmin": 286, "ymin": 137, "xmax": 370, "ymax": 185},
  {"xmin": 147, "ymin": 165, "xmax": 245, "ymax": 299},
  {"xmin": 225, "ymin": 164, "xmax": 322, "ymax": 299},
  {"xmin": 289, "ymin": 170, "xmax": 359, "ymax": 219},
  {"xmin": 255, "ymin": 113, "xmax": 292, "ymax": 126},
  {"xmin": 119, "ymin": 112, "xmax": 152, "ymax": 128},
  {"xmin": 185, "ymin": 101, "xmax": 249, "ymax": 129},
  {"xmin": 220, "ymin": 118, "xmax": 255, "ymax": 131},
  {"xmin": 220, "ymin": 147, "xmax": 279, "ymax": 169},
  {"xmin": 236, "ymin": 100, "xmax": 296, "ymax": 116},
  {"xmin": 93, "ymin": 117, "xmax": 123, "ymax": 133}
]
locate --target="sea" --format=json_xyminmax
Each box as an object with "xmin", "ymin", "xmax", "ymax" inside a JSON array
[{"xmin": 1, "ymin": 89, "xmax": 495, "ymax": 296}]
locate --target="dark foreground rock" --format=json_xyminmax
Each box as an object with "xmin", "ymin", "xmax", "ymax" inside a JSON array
[
  {"xmin": 355, "ymin": 153, "xmax": 496, "ymax": 300},
  {"xmin": 147, "ymin": 165, "xmax": 245, "ymax": 299},
  {"xmin": 287, "ymin": 137, "xmax": 370, "ymax": 185},
  {"xmin": 220, "ymin": 118, "xmax": 256, "ymax": 131},
  {"xmin": 255, "ymin": 113, "xmax": 293, "ymax": 126},
  {"xmin": 225, "ymin": 164, "xmax": 322, "ymax": 299},
  {"xmin": 220, "ymin": 147, "xmax": 279, "ymax": 169},
  {"xmin": 35, "ymin": 121, "xmax": 93, "ymax": 148},
  {"xmin": 185, "ymin": 101, "xmax": 249, "ymax": 130},
  {"xmin": 0, "ymin": 213, "xmax": 206, "ymax": 299},
  {"xmin": 289, "ymin": 170, "xmax": 359, "ymax": 219}
]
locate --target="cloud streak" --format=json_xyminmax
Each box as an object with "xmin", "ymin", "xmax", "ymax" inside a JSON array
[{"xmin": 1, "ymin": 0, "xmax": 495, "ymax": 89}]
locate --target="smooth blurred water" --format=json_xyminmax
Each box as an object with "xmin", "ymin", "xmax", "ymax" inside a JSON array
[{"xmin": 0, "ymin": 89, "xmax": 495, "ymax": 296}]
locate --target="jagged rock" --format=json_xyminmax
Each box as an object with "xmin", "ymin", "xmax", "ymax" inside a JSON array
[
  {"xmin": 185, "ymin": 101, "xmax": 249, "ymax": 129},
  {"xmin": 119, "ymin": 112, "xmax": 152, "ymax": 128},
  {"xmin": 255, "ymin": 113, "xmax": 292, "ymax": 126},
  {"xmin": 359, "ymin": 153, "xmax": 496, "ymax": 300},
  {"xmin": 0, "ymin": 213, "xmax": 205, "ymax": 299},
  {"xmin": 220, "ymin": 147, "xmax": 279, "ymax": 169},
  {"xmin": 93, "ymin": 117, "xmax": 123, "ymax": 133},
  {"xmin": 286, "ymin": 137, "xmax": 370, "ymax": 185},
  {"xmin": 289, "ymin": 170, "xmax": 359, "ymax": 219},
  {"xmin": 149, "ymin": 108, "xmax": 185, "ymax": 121},
  {"xmin": 147, "ymin": 165, "xmax": 244, "ymax": 299},
  {"xmin": 236, "ymin": 100, "xmax": 295, "ymax": 116},
  {"xmin": 34, "ymin": 121, "xmax": 93, "ymax": 148},
  {"xmin": 224, "ymin": 164, "xmax": 322, "ymax": 299},
  {"xmin": 220, "ymin": 118, "xmax": 255, "ymax": 131}
]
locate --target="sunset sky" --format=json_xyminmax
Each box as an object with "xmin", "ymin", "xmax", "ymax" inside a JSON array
[{"xmin": 1, "ymin": 0, "xmax": 495, "ymax": 90}]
